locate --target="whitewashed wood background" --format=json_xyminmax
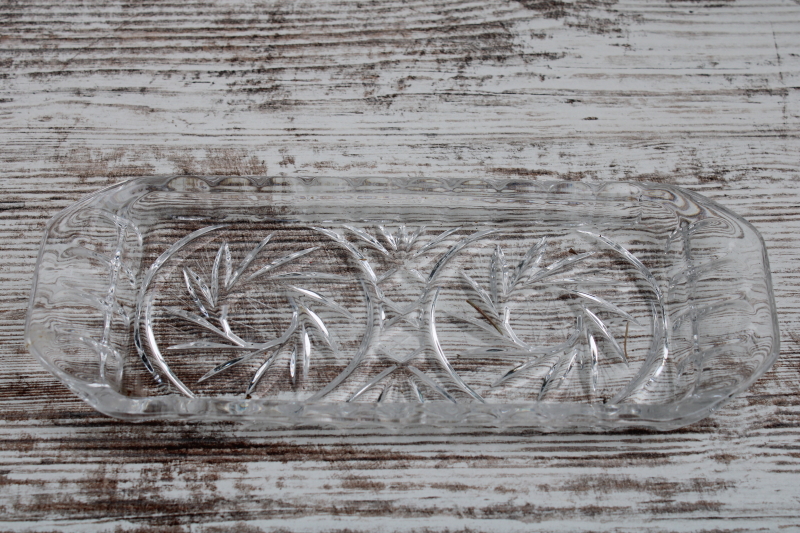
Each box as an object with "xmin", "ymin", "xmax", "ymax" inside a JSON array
[{"xmin": 2, "ymin": 0, "xmax": 800, "ymax": 531}]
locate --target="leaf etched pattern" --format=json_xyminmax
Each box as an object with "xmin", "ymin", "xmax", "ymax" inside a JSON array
[
  {"xmin": 139, "ymin": 224, "xmax": 665, "ymax": 404},
  {"xmin": 141, "ymin": 226, "xmax": 364, "ymax": 397}
]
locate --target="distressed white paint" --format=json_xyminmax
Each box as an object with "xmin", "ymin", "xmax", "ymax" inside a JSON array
[{"xmin": 1, "ymin": 0, "xmax": 800, "ymax": 530}]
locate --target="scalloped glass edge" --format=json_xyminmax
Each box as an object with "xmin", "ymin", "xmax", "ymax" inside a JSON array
[{"xmin": 25, "ymin": 176, "xmax": 780, "ymax": 431}]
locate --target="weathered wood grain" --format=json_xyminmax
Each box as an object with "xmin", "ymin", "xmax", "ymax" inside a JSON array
[{"xmin": 1, "ymin": 0, "xmax": 800, "ymax": 530}]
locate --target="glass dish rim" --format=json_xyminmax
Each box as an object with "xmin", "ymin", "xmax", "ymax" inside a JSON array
[{"xmin": 25, "ymin": 175, "xmax": 781, "ymax": 430}]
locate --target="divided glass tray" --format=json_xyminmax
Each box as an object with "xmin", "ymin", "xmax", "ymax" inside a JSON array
[{"xmin": 26, "ymin": 176, "xmax": 779, "ymax": 430}]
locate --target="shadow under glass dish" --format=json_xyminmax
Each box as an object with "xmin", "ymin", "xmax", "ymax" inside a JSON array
[{"xmin": 26, "ymin": 176, "xmax": 779, "ymax": 430}]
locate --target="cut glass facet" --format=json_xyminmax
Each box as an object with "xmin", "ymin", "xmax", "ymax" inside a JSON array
[{"xmin": 26, "ymin": 176, "xmax": 779, "ymax": 430}]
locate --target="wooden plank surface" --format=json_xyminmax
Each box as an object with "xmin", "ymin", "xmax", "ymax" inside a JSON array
[{"xmin": 2, "ymin": 0, "xmax": 800, "ymax": 530}]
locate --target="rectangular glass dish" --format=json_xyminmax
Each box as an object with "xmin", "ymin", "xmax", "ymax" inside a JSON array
[{"xmin": 26, "ymin": 176, "xmax": 779, "ymax": 430}]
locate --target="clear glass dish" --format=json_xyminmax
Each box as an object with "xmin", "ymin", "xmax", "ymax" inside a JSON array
[{"xmin": 25, "ymin": 176, "xmax": 779, "ymax": 430}]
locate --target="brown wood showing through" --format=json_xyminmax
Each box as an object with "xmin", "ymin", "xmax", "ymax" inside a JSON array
[{"xmin": 1, "ymin": 0, "xmax": 799, "ymax": 531}]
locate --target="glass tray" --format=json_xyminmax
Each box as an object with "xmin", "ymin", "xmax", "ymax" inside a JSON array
[{"xmin": 25, "ymin": 176, "xmax": 779, "ymax": 430}]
